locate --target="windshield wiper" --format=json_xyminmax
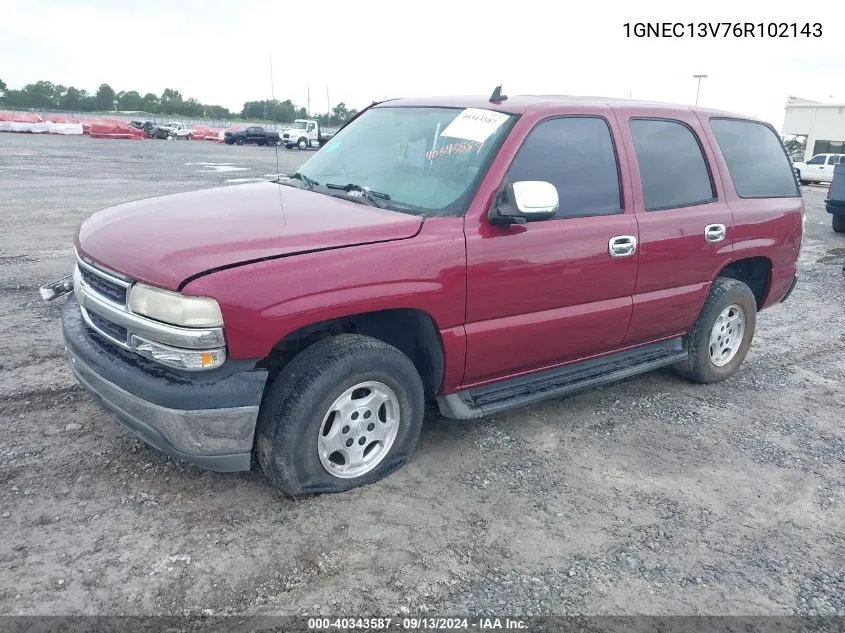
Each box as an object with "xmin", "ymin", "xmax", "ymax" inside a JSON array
[
  {"xmin": 325, "ymin": 183, "xmax": 392, "ymax": 209},
  {"xmin": 286, "ymin": 172, "xmax": 319, "ymax": 190}
]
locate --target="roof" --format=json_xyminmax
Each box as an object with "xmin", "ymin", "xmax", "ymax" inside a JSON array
[
  {"xmin": 785, "ymin": 102, "xmax": 845, "ymax": 109},
  {"xmin": 376, "ymin": 94, "xmax": 754, "ymax": 121}
]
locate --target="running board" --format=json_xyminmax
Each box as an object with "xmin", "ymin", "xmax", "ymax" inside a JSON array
[{"xmin": 437, "ymin": 338, "xmax": 688, "ymax": 419}]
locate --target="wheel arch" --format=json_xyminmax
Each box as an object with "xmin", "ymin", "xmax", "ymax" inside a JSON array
[
  {"xmin": 716, "ymin": 256, "xmax": 773, "ymax": 309},
  {"xmin": 257, "ymin": 308, "xmax": 445, "ymax": 397}
]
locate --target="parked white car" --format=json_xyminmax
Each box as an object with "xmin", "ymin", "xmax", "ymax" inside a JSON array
[
  {"xmin": 793, "ymin": 153, "xmax": 845, "ymax": 185},
  {"xmin": 155, "ymin": 122, "xmax": 192, "ymax": 140}
]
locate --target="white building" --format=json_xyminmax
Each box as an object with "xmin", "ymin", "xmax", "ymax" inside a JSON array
[{"xmin": 782, "ymin": 96, "xmax": 845, "ymax": 162}]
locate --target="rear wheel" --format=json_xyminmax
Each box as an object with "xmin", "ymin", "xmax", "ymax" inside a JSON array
[
  {"xmin": 674, "ymin": 278, "xmax": 757, "ymax": 384},
  {"xmin": 256, "ymin": 335, "xmax": 425, "ymax": 497},
  {"xmin": 797, "ymin": 171, "xmax": 809, "ymax": 185},
  {"xmin": 833, "ymin": 215, "xmax": 845, "ymax": 233}
]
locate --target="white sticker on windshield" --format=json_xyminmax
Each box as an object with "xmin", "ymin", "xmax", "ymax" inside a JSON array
[{"xmin": 439, "ymin": 108, "xmax": 509, "ymax": 143}]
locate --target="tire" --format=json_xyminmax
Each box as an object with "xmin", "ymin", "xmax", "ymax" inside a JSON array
[
  {"xmin": 256, "ymin": 334, "xmax": 425, "ymax": 497},
  {"xmin": 674, "ymin": 277, "xmax": 757, "ymax": 384},
  {"xmin": 167, "ymin": 135, "xmax": 175, "ymax": 141},
  {"xmin": 833, "ymin": 215, "xmax": 845, "ymax": 233},
  {"xmin": 797, "ymin": 171, "xmax": 809, "ymax": 186},
  {"xmin": 298, "ymin": 137, "xmax": 308, "ymax": 150},
  {"xmin": 285, "ymin": 143, "xmax": 294, "ymax": 149},
  {"xmin": 236, "ymin": 137, "xmax": 244, "ymax": 145}
]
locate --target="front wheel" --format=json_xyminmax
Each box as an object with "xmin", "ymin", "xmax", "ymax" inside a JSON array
[
  {"xmin": 674, "ymin": 277, "xmax": 757, "ymax": 384},
  {"xmin": 833, "ymin": 215, "xmax": 845, "ymax": 233},
  {"xmin": 256, "ymin": 334, "xmax": 425, "ymax": 497},
  {"xmin": 797, "ymin": 171, "xmax": 809, "ymax": 186},
  {"xmin": 236, "ymin": 137, "xmax": 244, "ymax": 145},
  {"xmin": 298, "ymin": 137, "xmax": 308, "ymax": 150}
]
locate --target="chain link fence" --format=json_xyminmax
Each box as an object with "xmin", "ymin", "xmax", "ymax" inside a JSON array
[{"xmin": 0, "ymin": 106, "xmax": 339, "ymax": 134}]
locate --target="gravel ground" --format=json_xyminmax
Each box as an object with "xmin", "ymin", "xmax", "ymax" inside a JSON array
[{"xmin": 0, "ymin": 133, "xmax": 843, "ymax": 618}]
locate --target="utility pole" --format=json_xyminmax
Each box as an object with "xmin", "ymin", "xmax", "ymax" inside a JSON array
[
  {"xmin": 269, "ymin": 55, "xmax": 275, "ymax": 101},
  {"xmin": 327, "ymin": 86, "xmax": 330, "ymax": 127},
  {"xmin": 693, "ymin": 74, "xmax": 708, "ymax": 105},
  {"xmin": 307, "ymin": 86, "xmax": 311, "ymax": 118}
]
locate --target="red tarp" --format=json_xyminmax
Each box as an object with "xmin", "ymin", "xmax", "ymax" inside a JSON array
[
  {"xmin": 88, "ymin": 119, "xmax": 145, "ymax": 140},
  {"xmin": 191, "ymin": 125, "xmax": 219, "ymax": 140},
  {"xmin": 0, "ymin": 111, "xmax": 42, "ymax": 123}
]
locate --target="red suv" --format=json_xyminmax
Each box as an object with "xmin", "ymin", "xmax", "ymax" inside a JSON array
[{"xmin": 46, "ymin": 94, "xmax": 803, "ymax": 496}]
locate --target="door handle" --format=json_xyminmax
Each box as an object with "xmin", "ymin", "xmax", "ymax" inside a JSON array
[
  {"xmin": 608, "ymin": 235, "xmax": 637, "ymax": 257},
  {"xmin": 704, "ymin": 224, "xmax": 726, "ymax": 243}
]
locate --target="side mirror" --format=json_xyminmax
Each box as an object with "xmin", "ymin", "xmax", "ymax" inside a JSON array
[{"xmin": 489, "ymin": 181, "xmax": 559, "ymax": 226}]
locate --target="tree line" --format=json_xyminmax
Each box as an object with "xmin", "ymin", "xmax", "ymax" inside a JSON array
[{"xmin": 0, "ymin": 78, "xmax": 357, "ymax": 125}]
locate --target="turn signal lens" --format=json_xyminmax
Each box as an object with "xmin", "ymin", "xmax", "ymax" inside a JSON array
[{"xmin": 130, "ymin": 335, "xmax": 225, "ymax": 371}]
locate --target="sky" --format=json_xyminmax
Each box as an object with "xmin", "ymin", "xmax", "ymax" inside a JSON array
[{"xmin": 2, "ymin": 0, "xmax": 844, "ymax": 131}]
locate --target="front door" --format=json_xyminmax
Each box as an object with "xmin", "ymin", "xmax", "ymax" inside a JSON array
[
  {"xmin": 463, "ymin": 110, "xmax": 638, "ymax": 385},
  {"xmin": 805, "ymin": 154, "xmax": 828, "ymax": 181}
]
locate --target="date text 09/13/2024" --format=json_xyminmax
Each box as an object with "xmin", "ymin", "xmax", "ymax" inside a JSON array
[
  {"xmin": 307, "ymin": 617, "xmax": 527, "ymax": 630},
  {"xmin": 623, "ymin": 22, "xmax": 822, "ymax": 37}
]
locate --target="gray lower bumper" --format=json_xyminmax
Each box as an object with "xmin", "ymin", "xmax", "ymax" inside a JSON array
[
  {"xmin": 62, "ymin": 296, "xmax": 266, "ymax": 472},
  {"xmin": 68, "ymin": 348, "xmax": 258, "ymax": 471}
]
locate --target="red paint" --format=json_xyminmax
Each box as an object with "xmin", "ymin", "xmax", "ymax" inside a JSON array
[
  {"xmin": 76, "ymin": 182, "xmax": 422, "ymax": 291},
  {"xmin": 76, "ymin": 96, "xmax": 803, "ymax": 395}
]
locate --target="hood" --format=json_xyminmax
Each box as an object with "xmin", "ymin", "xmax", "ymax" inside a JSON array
[{"xmin": 76, "ymin": 182, "xmax": 423, "ymax": 291}]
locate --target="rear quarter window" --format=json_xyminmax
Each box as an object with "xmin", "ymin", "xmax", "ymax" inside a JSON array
[{"xmin": 709, "ymin": 118, "xmax": 800, "ymax": 198}]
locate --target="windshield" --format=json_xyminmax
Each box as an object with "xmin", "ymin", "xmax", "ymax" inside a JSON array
[
  {"xmin": 296, "ymin": 106, "xmax": 514, "ymax": 215},
  {"xmin": 293, "ymin": 121, "xmax": 308, "ymax": 129}
]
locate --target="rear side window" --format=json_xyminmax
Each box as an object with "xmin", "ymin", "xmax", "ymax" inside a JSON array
[
  {"xmin": 630, "ymin": 119, "xmax": 715, "ymax": 211},
  {"xmin": 710, "ymin": 118, "xmax": 800, "ymax": 198},
  {"xmin": 505, "ymin": 116, "xmax": 621, "ymax": 219}
]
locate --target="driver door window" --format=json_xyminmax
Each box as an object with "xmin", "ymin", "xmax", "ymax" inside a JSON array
[{"xmin": 504, "ymin": 117, "xmax": 622, "ymax": 219}]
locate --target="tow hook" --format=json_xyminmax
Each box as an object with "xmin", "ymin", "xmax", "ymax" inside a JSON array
[{"xmin": 40, "ymin": 276, "xmax": 74, "ymax": 302}]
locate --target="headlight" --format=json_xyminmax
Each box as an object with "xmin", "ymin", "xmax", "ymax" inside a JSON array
[{"xmin": 128, "ymin": 283, "xmax": 223, "ymax": 327}]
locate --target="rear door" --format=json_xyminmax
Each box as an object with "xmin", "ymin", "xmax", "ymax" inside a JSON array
[
  {"xmin": 612, "ymin": 107, "xmax": 734, "ymax": 346},
  {"xmin": 822, "ymin": 155, "xmax": 841, "ymax": 182},
  {"xmin": 463, "ymin": 107, "xmax": 639, "ymax": 385}
]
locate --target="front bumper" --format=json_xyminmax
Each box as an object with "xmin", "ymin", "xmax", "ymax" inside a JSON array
[
  {"xmin": 62, "ymin": 297, "xmax": 268, "ymax": 472},
  {"xmin": 826, "ymin": 200, "xmax": 845, "ymax": 215}
]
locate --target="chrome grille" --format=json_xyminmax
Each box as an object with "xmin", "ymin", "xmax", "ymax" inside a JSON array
[
  {"xmin": 87, "ymin": 309, "xmax": 128, "ymax": 343},
  {"xmin": 75, "ymin": 253, "xmax": 131, "ymax": 307},
  {"xmin": 78, "ymin": 266, "xmax": 127, "ymax": 304}
]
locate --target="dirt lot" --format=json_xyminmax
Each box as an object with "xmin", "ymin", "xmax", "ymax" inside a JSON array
[{"xmin": 1, "ymin": 133, "xmax": 843, "ymax": 618}]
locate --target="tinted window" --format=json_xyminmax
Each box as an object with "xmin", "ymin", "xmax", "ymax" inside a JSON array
[
  {"xmin": 807, "ymin": 155, "xmax": 826, "ymax": 165},
  {"xmin": 505, "ymin": 117, "xmax": 621, "ymax": 218},
  {"xmin": 630, "ymin": 119, "xmax": 714, "ymax": 211},
  {"xmin": 828, "ymin": 155, "xmax": 841, "ymax": 165},
  {"xmin": 709, "ymin": 119, "xmax": 801, "ymax": 198}
]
